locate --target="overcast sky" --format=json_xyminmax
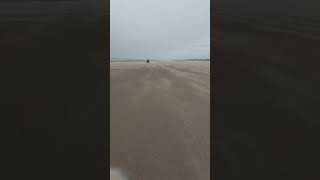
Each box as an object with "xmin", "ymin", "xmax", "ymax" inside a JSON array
[{"xmin": 110, "ymin": 0, "xmax": 210, "ymax": 59}]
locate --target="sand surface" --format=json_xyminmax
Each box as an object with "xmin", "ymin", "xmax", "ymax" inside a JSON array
[{"xmin": 110, "ymin": 61, "xmax": 210, "ymax": 180}]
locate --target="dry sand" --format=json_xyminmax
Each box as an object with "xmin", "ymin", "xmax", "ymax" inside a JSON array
[{"xmin": 110, "ymin": 61, "xmax": 210, "ymax": 180}]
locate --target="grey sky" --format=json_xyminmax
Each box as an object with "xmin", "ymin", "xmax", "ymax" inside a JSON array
[{"xmin": 110, "ymin": 0, "xmax": 210, "ymax": 59}]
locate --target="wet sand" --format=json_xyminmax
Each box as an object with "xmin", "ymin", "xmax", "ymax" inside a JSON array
[{"xmin": 110, "ymin": 61, "xmax": 210, "ymax": 180}]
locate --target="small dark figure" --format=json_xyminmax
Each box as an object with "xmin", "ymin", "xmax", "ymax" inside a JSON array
[{"xmin": 146, "ymin": 58, "xmax": 150, "ymax": 63}]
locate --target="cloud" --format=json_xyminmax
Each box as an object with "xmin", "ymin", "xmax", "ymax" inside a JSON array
[{"xmin": 111, "ymin": 0, "xmax": 210, "ymax": 59}]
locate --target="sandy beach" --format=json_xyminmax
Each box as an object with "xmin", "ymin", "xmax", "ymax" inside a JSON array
[{"xmin": 110, "ymin": 60, "xmax": 210, "ymax": 180}]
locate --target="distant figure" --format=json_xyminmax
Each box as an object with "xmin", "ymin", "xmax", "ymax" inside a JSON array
[{"xmin": 146, "ymin": 58, "xmax": 150, "ymax": 63}]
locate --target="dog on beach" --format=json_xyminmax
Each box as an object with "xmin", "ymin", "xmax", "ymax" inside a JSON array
[{"xmin": 110, "ymin": 168, "xmax": 128, "ymax": 180}]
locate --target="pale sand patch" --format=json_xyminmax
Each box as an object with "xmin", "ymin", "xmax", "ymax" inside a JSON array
[{"xmin": 110, "ymin": 168, "xmax": 128, "ymax": 180}]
